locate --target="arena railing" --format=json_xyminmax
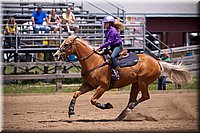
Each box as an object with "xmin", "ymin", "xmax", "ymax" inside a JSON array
[
  {"xmin": 1, "ymin": 22, "xmax": 103, "ymax": 69},
  {"xmin": 2, "ymin": 23, "xmax": 146, "ymax": 54},
  {"xmin": 145, "ymin": 30, "xmax": 173, "ymax": 58},
  {"xmin": 2, "ymin": 23, "xmax": 103, "ymax": 46}
]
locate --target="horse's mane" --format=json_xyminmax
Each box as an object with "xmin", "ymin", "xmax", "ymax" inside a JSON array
[{"xmin": 71, "ymin": 36, "xmax": 94, "ymax": 50}]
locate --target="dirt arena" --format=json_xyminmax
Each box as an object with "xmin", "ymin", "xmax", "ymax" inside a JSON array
[{"xmin": 3, "ymin": 89, "xmax": 199, "ymax": 132}]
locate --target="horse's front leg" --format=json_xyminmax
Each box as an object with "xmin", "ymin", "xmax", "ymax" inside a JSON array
[
  {"xmin": 68, "ymin": 83, "xmax": 93, "ymax": 118},
  {"xmin": 91, "ymin": 85, "xmax": 113, "ymax": 109}
]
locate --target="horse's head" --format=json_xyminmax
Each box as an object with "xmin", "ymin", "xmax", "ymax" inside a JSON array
[{"xmin": 53, "ymin": 36, "xmax": 79, "ymax": 61}]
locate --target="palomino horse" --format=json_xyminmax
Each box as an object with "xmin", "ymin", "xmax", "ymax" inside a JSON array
[{"xmin": 53, "ymin": 36, "xmax": 192, "ymax": 120}]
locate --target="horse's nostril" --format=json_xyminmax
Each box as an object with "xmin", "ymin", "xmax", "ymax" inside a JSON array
[{"xmin": 54, "ymin": 54, "xmax": 58, "ymax": 58}]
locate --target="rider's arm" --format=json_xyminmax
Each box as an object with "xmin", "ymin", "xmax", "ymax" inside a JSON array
[
  {"xmin": 70, "ymin": 13, "xmax": 75, "ymax": 24},
  {"xmin": 62, "ymin": 13, "xmax": 70, "ymax": 23},
  {"xmin": 43, "ymin": 11, "xmax": 49, "ymax": 24},
  {"xmin": 100, "ymin": 30, "xmax": 115, "ymax": 49},
  {"xmin": 31, "ymin": 11, "xmax": 36, "ymax": 25}
]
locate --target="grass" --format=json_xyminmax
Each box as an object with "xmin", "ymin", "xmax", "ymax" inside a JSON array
[
  {"xmin": 2, "ymin": 80, "xmax": 82, "ymax": 93},
  {"xmin": 2, "ymin": 76, "xmax": 199, "ymax": 94},
  {"xmin": 3, "ymin": 84, "xmax": 55, "ymax": 93},
  {"xmin": 3, "ymin": 84, "xmax": 81, "ymax": 93}
]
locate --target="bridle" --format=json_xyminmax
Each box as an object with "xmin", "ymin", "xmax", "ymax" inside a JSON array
[{"xmin": 57, "ymin": 36, "xmax": 94, "ymax": 62}]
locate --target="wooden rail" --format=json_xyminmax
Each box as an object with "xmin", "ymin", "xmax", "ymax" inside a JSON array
[
  {"xmin": 2, "ymin": 61, "xmax": 81, "ymax": 91},
  {"xmin": 3, "ymin": 73, "xmax": 81, "ymax": 80}
]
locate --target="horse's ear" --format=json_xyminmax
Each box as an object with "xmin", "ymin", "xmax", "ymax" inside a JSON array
[{"xmin": 62, "ymin": 39, "xmax": 67, "ymax": 45}]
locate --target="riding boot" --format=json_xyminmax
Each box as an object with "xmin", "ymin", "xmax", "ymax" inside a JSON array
[{"xmin": 110, "ymin": 57, "xmax": 120, "ymax": 80}]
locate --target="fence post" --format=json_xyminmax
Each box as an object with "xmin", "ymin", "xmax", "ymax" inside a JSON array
[
  {"xmin": 175, "ymin": 83, "xmax": 182, "ymax": 89},
  {"xmin": 56, "ymin": 62, "xmax": 62, "ymax": 92}
]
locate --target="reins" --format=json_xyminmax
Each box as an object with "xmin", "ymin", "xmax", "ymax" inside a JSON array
[
  {"xmin": 81, "ymin": 61, "xmax": 108, "ymax": 77},
  {"xmin": 59, "ymin": 36, "xmax": 79, "ymax": 52},
  {"xmin": 59, "ymin": 36, "xmax": 94, "ymax": 62},
  {"xmin": 59, "ymin": 36, "xmax": 109, "ymax": 77},
  {"xmin": 78, "ymin": 51, "xmax": 94, "ymax": 62}
]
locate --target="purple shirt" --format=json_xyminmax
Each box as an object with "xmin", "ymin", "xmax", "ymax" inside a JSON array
[{"xmin": 100, "ymin": 26, "xmax": 122, "ymax": 49}]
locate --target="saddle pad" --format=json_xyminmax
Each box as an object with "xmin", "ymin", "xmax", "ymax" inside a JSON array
[
  {"xmin": 103, "ymin": 52, "xmax": 139, "ymax": 68},
  {"xmin": 118, "ymin": 52, "xmax": 139, "ymax": 67}
]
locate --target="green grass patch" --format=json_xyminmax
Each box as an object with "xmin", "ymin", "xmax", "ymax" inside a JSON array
[
  {"xmin": 3, "ymin": 84, "xmax": 55, "ymax": 93},
  {"xmin": 2, "ymin": 76, "xmax": 199, "ymax": 94}
]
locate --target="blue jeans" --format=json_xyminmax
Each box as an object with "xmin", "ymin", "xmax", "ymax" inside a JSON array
[
  {"xmin": 158, "ymin": 76, "xmax": 167, "ymax": 90},
  {"xmin": 33, "ymin": 25, "xmax": 51, "ymax": 33},
  {"xmin": 111, "ymin": 45, "xmax": 122, "ymax": 68}
]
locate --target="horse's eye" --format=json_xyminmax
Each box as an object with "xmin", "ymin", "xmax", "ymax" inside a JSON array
[{"xmin": 64, "ymin": 44, "xmax": 69, "ymax": 48}]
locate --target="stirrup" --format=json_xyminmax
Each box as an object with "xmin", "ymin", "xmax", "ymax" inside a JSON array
[
  {"xmin": 105, "ymin": 59, "xmax": 111, "ymax": 64},
  {"xmin": 111, "ymin": 69, "xmax": 120, "ymax": 80}
]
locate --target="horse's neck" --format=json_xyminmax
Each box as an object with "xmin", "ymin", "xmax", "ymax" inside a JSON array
[{"xmin": 75, "ymin": 41, "xmax": 104, "ymax": 72}]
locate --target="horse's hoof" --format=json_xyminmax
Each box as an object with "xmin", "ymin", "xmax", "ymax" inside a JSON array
[
  {"xmin": 115, "ymin": 116, "xmax": 124, "ymax": 121},
  {"xmin": 115, "ymin": 117, "xmax": 120, "ymax": 121},
  {"xmin": 128, "ymin": 101, "xmax": 138, "ymax": 109},
  {"xmin": 68, "ymin": 111, "xmax": 75, "ymax": 118},
  {"xmin": 105, "ymin": 102, "xmax": 113, "ymax": 109}
]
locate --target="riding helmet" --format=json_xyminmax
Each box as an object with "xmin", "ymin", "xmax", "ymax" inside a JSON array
[{"xmin": 103, "ymin": 16, "xmax": 115, "ymax": 23}]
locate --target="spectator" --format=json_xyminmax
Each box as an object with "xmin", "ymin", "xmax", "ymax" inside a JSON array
[
  {"xmin": 31, "ymin": 4, "xmax": 50, "ymax": 33},
  {"xmin": 48, "ymin": 8, "xmax": 62, "ymax": 33},
  {"xmin": 4, "ymin": 17, "xmax": 17, "ymax": 48},
  {"xmin": 158, "ymin": 52, "xmax": 171, "ymax": 90},
  {"xmin": 62, "ymin": 7, "xmax": 79, "ymax": 34}
]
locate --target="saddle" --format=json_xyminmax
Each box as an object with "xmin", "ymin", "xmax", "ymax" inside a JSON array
[{"xmin": 103, "ymin": 48, "xmax": 139, "ymax": 67}]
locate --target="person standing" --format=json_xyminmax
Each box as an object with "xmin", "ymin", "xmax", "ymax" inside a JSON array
[
  {"xmin": 158, "ymin": 52, "xmax": 171, "ymax": 90},
  {"xmin": 31, "ymin": 4, "xmax": 50, "ymax": 33}
]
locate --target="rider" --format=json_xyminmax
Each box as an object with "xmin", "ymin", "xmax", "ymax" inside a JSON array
[{"xmin": 96, "ymin": 16, "xmax": 123, "ymax": 80}]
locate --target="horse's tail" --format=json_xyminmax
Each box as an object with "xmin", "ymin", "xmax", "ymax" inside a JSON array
[{"xmin": 159, "ymin": 61, "xmax": 192, "ymax": 84}]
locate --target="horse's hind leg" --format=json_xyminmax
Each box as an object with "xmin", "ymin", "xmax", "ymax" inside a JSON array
[
  {"xmin": 116, "ymin": 82, "xmax": 140, "ymax": 120},
  {"xmin": 137, "ymin": 81, "xmax": 150, "ymax": 103},
  {"xmin": 68, "ymin": 83, "xmax": 93, "ymax": 118},
  {"xmin": 128, "ymin": 81, "xmax": 150, "ymax": 110}
]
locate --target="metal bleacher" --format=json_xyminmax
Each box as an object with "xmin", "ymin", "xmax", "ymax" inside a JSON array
[
  {"xmin": 2, "ymin": 2, "xmax": 103, "ymax": 62},
  {"xmin": 1, "ymin": 1, "xmax": 103, "ymax": 80}
]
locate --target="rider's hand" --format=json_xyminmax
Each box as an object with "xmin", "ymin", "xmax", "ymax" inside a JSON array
[
  {"xmin": 97, "ymin": 47, "xmax": 101, "ymax": 52},
  {"xmin": 94, "ymin": 47, "xmax": 101, "ymax": 52},
  {"xmin": 94, "ymin": 47, "xmax": 103, "ymax": 54}
]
